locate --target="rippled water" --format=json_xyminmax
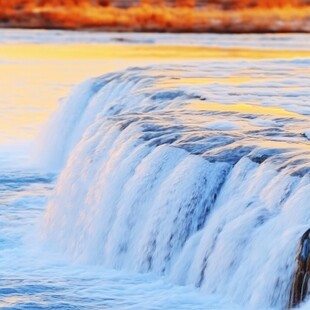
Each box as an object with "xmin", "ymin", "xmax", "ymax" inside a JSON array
[
  {"xmin": 0, "ymin": 30, "xmax": 309, "ymax": 309},
  {"xmin": 0, "ymin": 168, "xmax": 233, "ymax": 309}
]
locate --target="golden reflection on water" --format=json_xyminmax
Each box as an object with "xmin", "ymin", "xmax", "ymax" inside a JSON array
[
  {"xmin": 0, "ymin": 45, "xmax": 164, "ymax": 143},
  {"xmin": 1, "ymin": 44, "xmax": 310, "ymax": 60},
  {"xmin": 0, "ymin": 60, "xmax": 121, "ymax": 142},
  {"xmin": 188, "ymin": 101, "xmax": 301, "ymax": 118},
  {"xmin": 157, "ymin": 76, "xmax": 267, "ymax": 88},
  {"xmin": 0, "ymin": 43, "xmax": 307, "ymax": 143}
]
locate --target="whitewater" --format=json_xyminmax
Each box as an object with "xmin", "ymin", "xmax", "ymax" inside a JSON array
[{"xmin": 1, "ymin": 30, "xmax": 310, "ymax": 309}]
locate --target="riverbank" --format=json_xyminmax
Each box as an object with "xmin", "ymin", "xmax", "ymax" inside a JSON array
[{"xmin": 1, "ymin": 5, "xmax": 310, "ymax": 33}]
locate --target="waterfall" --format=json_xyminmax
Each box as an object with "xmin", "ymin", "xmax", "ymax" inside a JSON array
[{"xmin": 42, "ymin": 63, "xmax": 310, "ymax": 309}]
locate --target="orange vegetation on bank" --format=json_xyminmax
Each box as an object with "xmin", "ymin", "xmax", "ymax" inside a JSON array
[
  {"xmin": 1, "ymin": 0, "xmax": 310, "ymax": 9},
  {"xmin": 0, "ymin": 0, "xmax": 310, "ymax": 32}
]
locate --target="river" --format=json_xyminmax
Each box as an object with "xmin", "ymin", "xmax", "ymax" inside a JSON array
[{"xmin": 0, "ymin": 29, "xmax": 309, "ymax": 309}]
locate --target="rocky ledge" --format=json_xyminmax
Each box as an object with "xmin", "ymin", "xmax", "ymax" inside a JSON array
[{"xmin": 289, "ymin": 229, "xmax": 310, "ymax": 308}]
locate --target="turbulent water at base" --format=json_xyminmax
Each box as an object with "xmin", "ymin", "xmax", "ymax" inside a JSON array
[{"xmin": 39, "ymin": 58, "xmax": 310, "ymax": 310}]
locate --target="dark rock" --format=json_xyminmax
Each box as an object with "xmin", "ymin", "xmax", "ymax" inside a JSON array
[{"xmin": 289, "ymin": 229, "xmax": 310, "ymax": 308}]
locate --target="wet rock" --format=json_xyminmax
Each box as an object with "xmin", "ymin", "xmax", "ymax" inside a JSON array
[{"xmin": 289, "ymin": 229, "xmax": 310, "ymax": 308}]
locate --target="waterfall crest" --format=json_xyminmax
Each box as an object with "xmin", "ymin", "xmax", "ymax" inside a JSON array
[{"xmin": 42, "ymin": 63, "xmax": 310, "ymax": 309}]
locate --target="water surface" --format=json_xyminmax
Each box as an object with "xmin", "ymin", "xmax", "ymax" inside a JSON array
[{"xmin": 0, "ymin": 30, "xmax": 310, "ymax": 309}]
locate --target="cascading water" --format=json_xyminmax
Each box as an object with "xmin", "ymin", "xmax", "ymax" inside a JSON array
[{"xmin": 42, "ymin": 61, "xmax": 310, "ymax": 309}]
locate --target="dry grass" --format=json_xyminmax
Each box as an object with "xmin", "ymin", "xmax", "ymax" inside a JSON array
[{"xmin": 0, "ymin": 3, "xmax": 310, "ymax": 32}]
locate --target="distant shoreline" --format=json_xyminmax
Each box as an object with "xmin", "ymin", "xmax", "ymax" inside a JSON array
[
  {"xmin": 1, "ymin": 6, "xmax": 309, "ymax": 33},
  {"xmin": 1, "ymin": 25, "xmax": 310, "ymax": 34}
]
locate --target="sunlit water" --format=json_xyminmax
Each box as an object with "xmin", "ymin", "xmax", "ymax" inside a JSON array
[{"xmin": 0, "ymin": 29, "xmax": 310, "ymax": 310}]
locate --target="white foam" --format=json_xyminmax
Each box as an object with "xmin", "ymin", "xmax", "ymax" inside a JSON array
[{"xmin": 40, "ymin": 64, "xmax": 310, "ymax": 309}]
